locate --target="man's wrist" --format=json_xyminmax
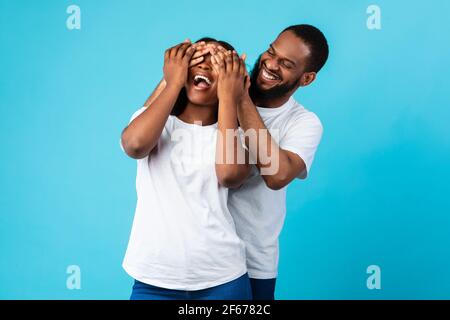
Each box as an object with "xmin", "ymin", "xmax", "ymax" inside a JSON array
[{"xmin": 239, "ymin": 93, "xmax": 254, "ymax": 110}]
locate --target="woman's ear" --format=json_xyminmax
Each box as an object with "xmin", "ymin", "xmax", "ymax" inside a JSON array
[{"xmin": 299, "ymin": 72, "xmax": 317, "ymax": 87}]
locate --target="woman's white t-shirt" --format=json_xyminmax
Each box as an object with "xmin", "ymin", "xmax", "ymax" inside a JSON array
[{"xmin": 121, "ymin": 108, "xmax": 247, "ymax": 290}]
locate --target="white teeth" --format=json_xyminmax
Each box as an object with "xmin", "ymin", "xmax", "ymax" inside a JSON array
[
  {"xmin": 262, "ymin": 69, "xmax": 278, "ymax": 81},
  {"xmin": 194, "ymin": 75, "xmax": 211, "ymax": 85}
]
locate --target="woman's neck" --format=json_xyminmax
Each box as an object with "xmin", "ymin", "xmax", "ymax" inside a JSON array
[{"xmin": 177, "ymin": 102, "xmax": 217, "ymax": 126}]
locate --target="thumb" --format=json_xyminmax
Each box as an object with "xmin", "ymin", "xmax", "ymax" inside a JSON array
[{"xmin": 244, "ymin": 75, "xmax": 251, "ymax": 91}]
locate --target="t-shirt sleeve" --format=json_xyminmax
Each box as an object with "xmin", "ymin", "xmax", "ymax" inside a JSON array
[
  {"xmin": 128, "ymin": 107, "xmax": 148, "ymax": 124},
  {"xmin": 119, "ymin": 107, "xmax": 147, "ymax": 152},
  {"xmin": 237, "ymin": 127, "xmax": 248, "ymax": 151},
  {"xmin": 279, "ymin": 112, "xmax": 323, "ymax": 179}
]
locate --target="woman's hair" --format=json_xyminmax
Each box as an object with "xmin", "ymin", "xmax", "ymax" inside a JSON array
[{"xmin": 171, "ymin": 37, "xmax": 235, "ymax": 116}]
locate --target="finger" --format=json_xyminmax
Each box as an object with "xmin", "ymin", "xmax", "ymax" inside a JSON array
[
  {"xmin": 207, "ymin": 45, "xmax": 218, "ymax": 56},
  {"xmin": 215, "ymin": 52, "xmax": 226, "ymax": 73},
  {"xmin": 183, "ymin": 45, "xmax": 196, "ymax": 61},
  {"xmin": 189, "ymin": 55, "xmax": 204, "ymax": 67},
  {"xmin": 206, "ymin": 44, "xmax": 219, "ymax": 56},
  {"xmin": 216, "ymin": 45, "xmax": 227, "ymax": 53},
  {"xmin": 189, "ymin": 42, "xmax": 205, "ymax": 54},
  {"xmin": 205, "ymin": 43, "xmax": 218, "ymax": 51},
  {"xmin": 192, "ymin": 42, "xmax": 206, "ymax": 50},
  {"xmin": 210, "ymin": 54, "xmax": 220, "ymax": 74},
  {"xmin": 175, "ymin": 42, "xmax": 190, "ymax": 57},
  {"xmin": 239, "ymin": 57, "xmax": 246, "ymax": 76},
  {"xmin": 191, "ymin": 42, "xmax": 204, "ymax": 51},
  {"xmin": 225, "ymin": 50, "xmax": 233, "ymax": 72},
  {"xmin": 169, "ymin": 47, "xmax": 177, "ymax": 59},
  {"xmin": 192, "ymin": 46, "xmax": 210, "ymax": 59},
  {"xmin": 170, "ymin": 43, "xmax": 183, "ymax": 58},
  {"xmin": 232, "ymin": 51, "xmax": 240, "ymax": 73},
  {"xmin": 218, "ymin": 51, "xmax": 227, "ymax": 72},
  {"xmin": 176, "ymin": 43, "xmax": 191, "ymax": 58},
  {"xmin": 241, "ymin": 53, "xmax": 247, "ymax": 62},
  {"xmin": 164, "ymin": 48, "xmax": 170, "ymax": 61},
  {"xmin": 244, "ymin": 75, "xmax": 251, "ymax": 91},
  {"xmin": 183, "ymin": 38, "xmax": 191, "ymax": 44}
]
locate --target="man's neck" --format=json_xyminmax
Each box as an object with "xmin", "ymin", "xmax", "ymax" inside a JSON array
[
  {"xmin": 178, "ymin": 102, "xmax": 217, "ymax": 126},
  {"xmin": 254, "ymin": 95, "xmax": 291, "ymax": 108}
]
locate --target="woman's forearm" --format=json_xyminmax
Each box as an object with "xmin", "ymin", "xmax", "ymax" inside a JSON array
[
  {"xmin": 215, "ymin": 98, "xmax": 250, "ymax": 188},
  {"xmin": 122, "ymin": 84, "xmax": 181, "ymax": 159}
]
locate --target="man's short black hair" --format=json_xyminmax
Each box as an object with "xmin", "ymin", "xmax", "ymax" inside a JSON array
[{"xmin": 282, "ymin": 24, "xmax": 329, "ymax": 73}]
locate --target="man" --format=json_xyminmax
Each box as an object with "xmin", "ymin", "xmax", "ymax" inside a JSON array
[
  {"xmin": 140, "ymin": 24, "xmax": 328, "ymax": 300},
  {"xmin": 227, "ymin": 24, "xmax": 328, "ymax": 300}
]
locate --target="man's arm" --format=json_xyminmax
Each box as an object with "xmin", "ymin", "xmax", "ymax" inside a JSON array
[
  {"xmin": 143, "ymin": 78, "xmax": 167, "ymax": 108},
  {"xmin": 238, "ymin": 93, "xmax": 306, "ymax": 190}
]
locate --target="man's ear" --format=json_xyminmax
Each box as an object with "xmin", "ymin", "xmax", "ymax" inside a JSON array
[{"xmin": 299, "ymin": 72, "xmax": 317, "ymax": 87}]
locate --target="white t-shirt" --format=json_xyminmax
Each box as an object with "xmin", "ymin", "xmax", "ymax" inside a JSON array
[
  {"xmin": 228, "ymin": 97, "xmax": 323, "ymax": 279},
  {"xmin": 122, "ymin": 108, "xmax": 247, "ymax": 290}
]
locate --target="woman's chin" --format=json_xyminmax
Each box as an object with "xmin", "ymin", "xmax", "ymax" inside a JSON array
[{"xmin": 186, "ymin": 87, "xmax": 217, "ymax": 106}]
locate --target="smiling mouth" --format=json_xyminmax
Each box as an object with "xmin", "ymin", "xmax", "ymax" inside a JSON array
[
  {"xmin": 260, "ymin": 66, "xmax": 281, "ymax": 82},
  {"xmin": 193, "ymin": 74, "xmax": 212, "ymax": 89}
]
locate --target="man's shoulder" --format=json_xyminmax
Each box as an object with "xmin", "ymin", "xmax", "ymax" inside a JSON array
[{"xmin": 289, "ymin": 98, "xmax": 323, "ymax": 129}]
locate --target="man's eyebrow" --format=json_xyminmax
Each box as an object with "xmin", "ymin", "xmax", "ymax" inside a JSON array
[{"xmin": 269, "ymin": 44, "xmax": 297, "ymax": 66}]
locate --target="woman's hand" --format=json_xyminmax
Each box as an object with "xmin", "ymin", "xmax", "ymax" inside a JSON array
[
  {"xmin": 163, "ymin": 42, "xmax": 197, "ymax": 89},
  {"xmin": 211, "ymin": 50, "xmax": 249, "ymax": 104},
  {"xmin": 211, "ymin": 48, "xmax": 251, "ymax": 188},
  {"xmin": 188, "ymin": 41, "xmax": 211, "ymax": 67}
]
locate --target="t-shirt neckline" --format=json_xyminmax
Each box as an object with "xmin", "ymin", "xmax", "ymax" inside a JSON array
[
  {"xmin": 256, "ymin": 96, "xmax": 295, "ymax": 116},
  {"xmin": 173, "ymin": 115, "xmax": 218, "ymax": 129}
]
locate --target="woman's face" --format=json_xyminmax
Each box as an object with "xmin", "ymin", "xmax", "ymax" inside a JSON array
[{"xmin": 184, "ymin": 42, "xmax": 220, "ymax": 107}]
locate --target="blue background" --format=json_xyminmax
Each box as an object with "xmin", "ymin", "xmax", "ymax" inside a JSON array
[{"xmin": 1, "ymin": 0, "xmax": 449, "ymax": 299}]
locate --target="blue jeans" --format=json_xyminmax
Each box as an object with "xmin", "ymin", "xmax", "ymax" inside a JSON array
[
  {"xmin": 130, "ymin": 273, "xmax": 252, "ymax": 300},
  {"xmin": 250, "ymin": 278, "xmax": 276, "ymax": 300}
]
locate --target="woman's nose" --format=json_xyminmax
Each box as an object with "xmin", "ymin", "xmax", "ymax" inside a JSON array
[{"xmin": 198, "ymin": 62, "xmax": 212, "ymax": 71}]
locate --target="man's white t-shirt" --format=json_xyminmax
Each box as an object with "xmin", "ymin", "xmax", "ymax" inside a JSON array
[
  {"xmin": 228, "ymin": 96, "xmax": 323, "ymax": 279},
  {"xmin": 122, "ymin": 108, "xmax": 247, "ymax": 290}
]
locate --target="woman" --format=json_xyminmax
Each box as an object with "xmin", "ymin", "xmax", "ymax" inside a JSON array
[{"xmin": 120, "ymin": 38, "xmax": 251, "ymax": 300}]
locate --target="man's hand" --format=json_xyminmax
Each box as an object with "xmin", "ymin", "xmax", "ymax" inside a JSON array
[
  {"xmin": 211, "ymin": 50, "xmax": 248, "ymax": 103},
  {"xmin": 163, "ymin": 41, "xmax": 196, "ymax": 89}
]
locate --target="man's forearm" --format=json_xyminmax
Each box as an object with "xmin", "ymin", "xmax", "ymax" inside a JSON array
[
  {"xmin": 237, "ymin": 95, "xmax": 304, "ymax": 190},
  {"xmin": 238, "ymin": 95, "xmax": 281, "ymax": 172},
  {"xmin": 143, "ymin": 78, "xmax": 167, "ymax": 107}
]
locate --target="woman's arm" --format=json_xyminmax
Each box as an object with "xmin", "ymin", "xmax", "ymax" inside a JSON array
[
  {"xmin": 121, "ymin": 42, "xmax": 196, "ymax": 159},
  {"xmin": 212, "ymin": 50, "xmax": 251, "ymax": 188},
  {"xmin": 142, "ymin": 42, "xmax": 211, "ymax": 108},
  {"xmin": 122, "ymin": 84, "xmax": 181, "ymax": 159}
]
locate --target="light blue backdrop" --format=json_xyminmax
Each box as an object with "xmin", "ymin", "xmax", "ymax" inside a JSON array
[{"xmin": 1, "ymin": 0, "xmax": 449, "ymax": 299}]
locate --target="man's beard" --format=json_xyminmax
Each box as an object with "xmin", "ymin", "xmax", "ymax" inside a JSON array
[{"xmin": 249, "ymin": 55, "xmax": 299, "ymax": 106}]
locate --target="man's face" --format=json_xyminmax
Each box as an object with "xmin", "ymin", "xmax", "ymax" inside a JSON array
[{"xmin": 250, "ymin": 30, "xmax": 314, "ymax": 102}]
